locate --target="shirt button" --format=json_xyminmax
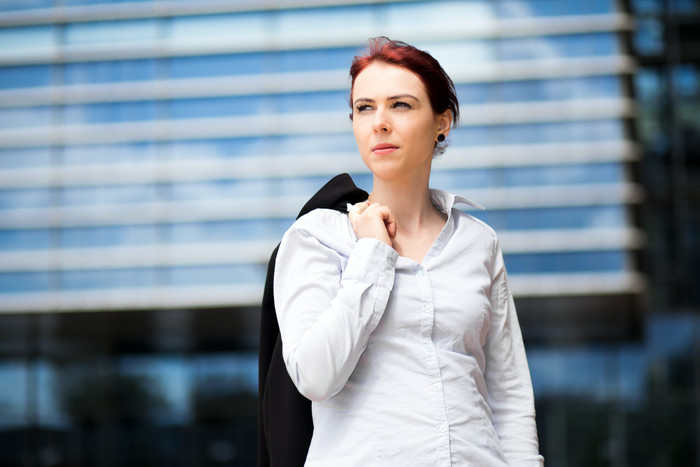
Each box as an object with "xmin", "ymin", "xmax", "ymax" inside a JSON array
[
  {"xmin": 417, "ymin": 269, "xmax": 426, "ymax": 277},
  {"xmin": 424, "ymin": 344, "xmax": 433, "ymax": 353},
  {"xmin": 386, "ymin": 258, "xmax": 395, "ymax": 267},
  {"xmin": 437, "ymin": 424, "xmax": 446, "ymax": 433},
  {"xmin": 433, "ymin": 383, "xmax": 441, "ymax": 391},
  {"xmin": 423, "ymin": 304, "xmax": 433, "ymax": 313}
]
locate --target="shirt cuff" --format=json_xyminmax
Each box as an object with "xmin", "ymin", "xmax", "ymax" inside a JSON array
[{"xmin": 343, "ymin": 238, "xmax": 398, "ymax": 288}]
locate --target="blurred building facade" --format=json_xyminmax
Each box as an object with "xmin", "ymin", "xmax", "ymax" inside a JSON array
[{"xmin": 0, "ymin": 0, "xmax": 697, "ymax": 466}]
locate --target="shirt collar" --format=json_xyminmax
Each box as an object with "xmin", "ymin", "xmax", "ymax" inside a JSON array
[{"xmin": 429, "ymin": 189, "xmax": 485, "ymax": 213}]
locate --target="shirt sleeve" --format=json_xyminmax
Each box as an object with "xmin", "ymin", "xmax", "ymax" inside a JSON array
[
  {"xmin": 274, "ymin": 222, "xmax": 398, "ymax": 402},
  {"xmin": 484, "ymin": 237, "xmax": 545, "ymax": 466}
]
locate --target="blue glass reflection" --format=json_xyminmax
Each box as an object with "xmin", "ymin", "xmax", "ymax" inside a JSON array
[
  {"xmin": 167, "ymin": 219, "xmax": 292, "ymax": 243},
  {"xmin": 0, "ymin": 229, "xmax": 51, "ymax": 251},
  {"xmin": 276, "ymin": 91, "xmax": 348, "ymax": 113},
  {"xmin": 60, "ymin": 268, "xmax": 157, "ymax": 290},
  {"xmin": 0, "ymin": 147, "xmax": 51, "ymax": 168},
  {"xmin": 432, "ymin": 163, "xmax": 623, "ymax": 190},
  {"xmin": 0, "ymin": 360, "xmax": 27, "ymax": 425},
  {"xmin": 64, "ymin": 59, "xmax": 157, "ymax": 84},
  {"xmin": 472, "ymin": 205, "xmax": 627, "ymax": 230},
  {"xmin": 0, "ymin": 272, "xmax": 51, "ymax": 293},
  {"xmin": 168, "ymin": 180, "xmax": 272, "ymax": 201},
  {"xmin": 61, "ymin": 225, "xmax": 159, "ymax": 248},
  {"xmin": 0, "ymin": 65, "xmax": 51, "ymax": 89},
  {"xmin": 168, "ymin": 53, "xmax": 266, "ymax": 78},
  {"xmin": 168, "ymin": 96, "xmax": 267, "ymax": 119},
  {"xmin": 63, "ymin": 101, "xmax": 157, "ymax": 124},
  {"xmin": 270, "ymin": 133, "xmax": 357, "ymax": 155},
  {"xmin": 64, "ymin": 19, "xmax": 159, "ymax": 45},
  {"xmin": 276, "ymin": 47, "xmax": 357, "ymax": 72},
  {"xmin": 498, "ymin": 0, "xmax": 615, "ymax": 17},
  {"xmin": 62, "ymin": 142, "xmax": 157, "ymax": 165},
  {"xmin": 499, "ymin": 33, "xmax": 618, "ymax": 61},
  {"xmin": 0, "ymin": 0, "xmax": 52, "ymax": 11},
  {"xmin": 169, "ymin": 138, "xmax": 267, "ymax": 160},
  {"xmin": 0, "ymin": 106, "xmax": 51, "ymax": 128},
  {"xmin": 0, "ymin": 188, "xmax": 51, "ymax": 210},
  {"xmin": 166, "ymin": 264, "xmax": 265, "ymax": 286},
  {"xmin": 118, "ymin": 355, "xmax": 192, "ymax": 422},
  {"xmin": 451, "ymin": 120, "xmax": 624, "ymax": 145},
  {"xmin": 61, "ymin": 185, "xmax": 157, "ymax": 206},
  {"xmin": 505, "ymin": 250, "xmax": 626, "ymax": 274}
]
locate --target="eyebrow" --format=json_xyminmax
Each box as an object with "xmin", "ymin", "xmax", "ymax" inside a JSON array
[{"xmin": 353, "ymin": 94, "xmax": 419, "ymax": 106}]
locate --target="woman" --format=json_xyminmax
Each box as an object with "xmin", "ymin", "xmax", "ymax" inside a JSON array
[{"xmin": 273, "ymin": 37, "xmax": 544, "ymax": 466}]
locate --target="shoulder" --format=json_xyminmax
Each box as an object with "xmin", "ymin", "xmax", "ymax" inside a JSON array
[
  {"xmin": 451, "ymin": 207, "xmax": 499, "ymax": 253},
  {"xmin": 281, "ymin": 208, "xmax": 356, "ymax": 254}
]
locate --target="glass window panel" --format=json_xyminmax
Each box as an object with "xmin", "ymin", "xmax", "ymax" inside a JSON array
[
  {"xmin": 60, "ymin": 268, "xmax": 157, "ymax": 290},
  {"xmin": 0, "ymin": 25, "xmax": 55, "ymax": 53},
  {"xmin": 168, "ymin": 96, "xmax": 267, "ymax": 119},
  {"xmin": 0, "ymin": 272, "xmax": 51, "ymax": 293},
  {"xmin": 166, "ymin": 13, "xmax": 267, "ymax": 46},
  {"xmin": 496, "ymin": 76, "xmax": 621, "ymax": 102},
  {"xmin": 0, "ymin": 106, "xmax": 51, "ymax": 129},
  {"xmin": 168, "ymin": 180, "xmax": 271, "ymax": 201},
  {"xmin": 64, "ymin": 19, "xmax": 159, "ymax": 46},
  {"xmin": 499, "ymin": 33, "xmax": 618, "ymax": 61},
  {"xmin": 0, "ymin": 65, "xmax": 51, "ymax": 89},
  {"xmin": 498, "ymin": 0, "xmax": 615, "ymax": 17},
  {"xmin": 169, "ymin": 138, "xmax": 268, "ymax": 160},
  {"xmin": 276, "ymin": 91, "xmax": 348, "ymax": 113},
  {"xmin": 167, "ymin": 219, "xmax": 291, "ymax": 243},
  {"xmin": 0, "ymin": 360, "xmax": 27, "ymax": 426},
  {"xmin": 62, "ymin": 142, "xmax": 157, "ymax": 165},
  {"xmin": 0, "ymin": 0, "xmax": 52, "ymax": 11},
  {"xmin": 457, "ymin": 83, "xmax": 492, "ymax": 105},
  {"xmin": 60, "ymin": 225, "xmax": 158, "ymax": 248},
  {"xmin": 504, "ymin": 250, "xmax": 627, "ymax": 274},
  {"xmin": 430, "ymin": 168, "xmax": 496, "ymax": 189},
  {"xmin": 62, "ymin": 101, "xmax": 157, "ymax": 124},
  {"xmin": 0, "ymin": 147, "xmax": 51, "ymax": 168},
  {"xmin": 64, "ymin": 59, "xmax": 157, "ymax": 84},
  {"xmin": 65, "ymin": 0, "xmax": 151, "ymax": 4},
  {"xmin": 382, "ymin": 1, "xmax": 495, "ymax": 32},
  {"xmin": 0, "ymin": 229, "xmax": 51, "ymax": 251},
  {"xmin": 168, "ymin": 53, "xmax": 266, "ymax": 79},
  {"xmin": 502, "ymin": 163, "xmax": 624, "ymax": 186},
  {"xmin": 277, "ymin": 5, "xmax": 373, "ymax": 39},
  {"xmin": 118, "ymin": 355, "xmax": 192, "ymax": 422},
  {"xmin": 195, "ymin": 352, "xmax": 257, "ymax": 419},
  {"xmin": 61, "ymin": 185, "xmax": 157, "ymax": 206},
  {"xmin": 470, "ymin": 205, "xmax": 627, "ymax": 230},
  {"xmin": 276, "ymin": 47, "xmax": 357, "ymax": 73},
  {"xmin": 166, "ymin": 264, "xmax": 265, "ymax": 286},
  {"xmin": 672, "ymin": 64, "xmax": 700, "ymax": 98},
  {"xmin": 634, "ymin": 17, "xmax": 665, "ymax": 55},
  {"xmin": 270, "ymin": 133, "xmax": 358, "ymax": 156},
  {"xmin": 0, "ymin": 188, "xmax": 51, "ymax": 210}
]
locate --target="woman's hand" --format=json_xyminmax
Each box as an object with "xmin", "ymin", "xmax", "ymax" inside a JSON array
[{"xmin": 348, "ymin": 201, "xmax": 397, "ymax": 247}]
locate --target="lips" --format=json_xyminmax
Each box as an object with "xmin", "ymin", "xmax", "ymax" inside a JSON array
[{"xmin": 372, "ymin": 143, "xmax": 398, "ymax": 155}]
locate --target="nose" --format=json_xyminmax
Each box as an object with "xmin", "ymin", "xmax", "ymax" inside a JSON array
[{"xmin": 372, "ymin": 108, "xmax": 391, "ymax": 133}]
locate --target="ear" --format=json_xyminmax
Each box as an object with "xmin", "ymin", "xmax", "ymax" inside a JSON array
[{"xmin": 436, "ymin": 109, "xmax": 452, "ymax": 138}]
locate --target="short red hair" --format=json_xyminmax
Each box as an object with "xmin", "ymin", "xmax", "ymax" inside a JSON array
[{"xmin": 349, "ymin": 37, "xmax": 460, "ymax": 127}]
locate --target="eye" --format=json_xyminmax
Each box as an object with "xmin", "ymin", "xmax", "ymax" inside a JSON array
[
  {"xmin": 391, "ymin": 101, "xmax": 411, "ymax": 109},
  {"xmin": 355, "ymin": 104, "xmax": 373, "ymax": 113}
]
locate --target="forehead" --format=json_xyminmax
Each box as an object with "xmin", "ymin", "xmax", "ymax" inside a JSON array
[{"xmin": 352, "ymin": 62, "xmax": 427, "ymax": 99}]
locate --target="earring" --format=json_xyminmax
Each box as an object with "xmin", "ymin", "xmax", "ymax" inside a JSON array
[{"xmin": 437, "ymin": 134, "xmax": 445, "ymax": 143}]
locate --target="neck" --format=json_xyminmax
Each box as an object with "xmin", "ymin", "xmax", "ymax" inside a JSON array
[{"xmin": 369, "ymin": 173, "xmax": 437, "ymax": 234}]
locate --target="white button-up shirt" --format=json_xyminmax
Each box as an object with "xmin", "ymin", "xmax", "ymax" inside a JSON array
[{"xmin": 274, "ymin": 189, "xmax": 544, "ymax": 466}]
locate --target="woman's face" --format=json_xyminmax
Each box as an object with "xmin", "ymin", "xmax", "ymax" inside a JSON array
[{"xmin": 351, "ymin": 62, "xmax": 451, "ymax": 182}]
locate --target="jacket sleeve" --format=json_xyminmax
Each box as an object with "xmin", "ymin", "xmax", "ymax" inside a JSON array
[
  {"xmin": 274, "ymin": 223, "xmax": 398, "ymax": 402},
  {"xmin": 484, "ymin": 237, "xmax": 545, "ymax": 466}
]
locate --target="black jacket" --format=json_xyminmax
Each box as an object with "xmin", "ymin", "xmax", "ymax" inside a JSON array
[{"xmin": 258, "ymin": 174, "xmax": 368, "ymax": 467}]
